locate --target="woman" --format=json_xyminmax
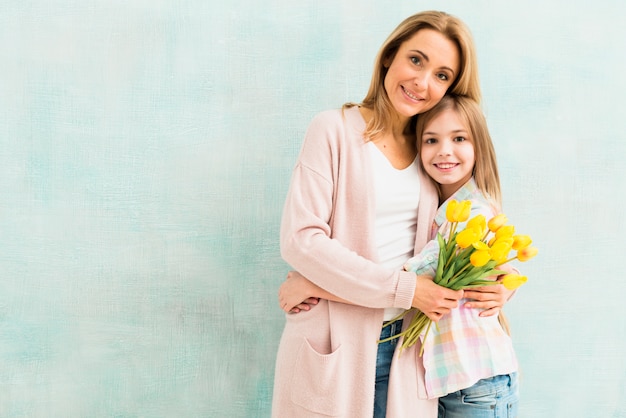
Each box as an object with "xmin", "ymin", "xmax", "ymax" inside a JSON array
[{"xmin": 272, "ymin": 11, "xmax": 498, "ymax": 418}]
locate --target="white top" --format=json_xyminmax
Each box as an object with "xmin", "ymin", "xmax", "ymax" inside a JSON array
[{"xmin": 368, "ymin": 142, "xmax": 421, "ymax": 320}]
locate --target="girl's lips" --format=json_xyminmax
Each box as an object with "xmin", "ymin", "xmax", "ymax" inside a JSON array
[
  {"xmin": 434, "ymin": 163, "xmax": 458, "ymax": 170},
  {"xmin": 402, "ymin": 85, "xmax": 423, "ymax": 101}
]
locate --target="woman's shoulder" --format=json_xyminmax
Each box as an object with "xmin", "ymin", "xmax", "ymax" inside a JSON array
[
  {"xmin": 304, "ymin": 106, "xmax": 366, "ymax": 146},
  {"xmin": 308, "ymin": 106, "xmax": 363, "ymax": 129}
]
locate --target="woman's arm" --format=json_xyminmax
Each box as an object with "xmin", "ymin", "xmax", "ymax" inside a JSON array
[
  {"xmin": 280, "ymin": 111, "xmax": 419, "ymax": 309},
  {"xmin": 279, "ymin": 270, "xmax": 463, "ymax": 321},
  {"xmin": 278, "ymin": 271, "xmax": 346, "ymax": 313}
]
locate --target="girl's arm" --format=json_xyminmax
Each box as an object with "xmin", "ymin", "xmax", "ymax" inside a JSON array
[{"xmin": 463, "ymin": 263, "xmax": 518, "ymax": 317}]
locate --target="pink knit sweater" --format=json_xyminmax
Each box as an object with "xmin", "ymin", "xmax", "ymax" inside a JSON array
[{"xmin": 272, "ymin": 106, "xmax": 439, "ymax": 417}]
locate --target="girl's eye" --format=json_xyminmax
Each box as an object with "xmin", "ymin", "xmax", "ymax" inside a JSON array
[
  {"xmin": 436, "ymin": 73, "xmax": 449, "ymax": 81},
  {"xmin": 453, "ymin": 136, "xmax": 466, "ymax": 142},
  {"xmin": 424, "ymin": 138, "xmax": 437, "ymax": 144}
]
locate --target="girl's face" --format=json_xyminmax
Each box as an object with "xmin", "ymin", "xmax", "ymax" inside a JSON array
[
  {"xmin": 420, "ymin": 108, "xmax": 475, "ymax": 201},
  {"xmin": 383, "ymin": 29, "xmax": 460, "ymax": 122}
]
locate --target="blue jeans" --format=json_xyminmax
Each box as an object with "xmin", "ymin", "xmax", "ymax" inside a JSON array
[
  {"xmin": 438, "ymin": 373, "xmax": 519, "ymax": 418},
  {"xmin": 373, "ymin": 320, "xmax": 402, "ymax": 418}
]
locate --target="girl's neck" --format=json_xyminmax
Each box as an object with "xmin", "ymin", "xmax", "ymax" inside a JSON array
[{"xmin": 440, "ymin": 186, "xmax": 456, "ymax": 202}]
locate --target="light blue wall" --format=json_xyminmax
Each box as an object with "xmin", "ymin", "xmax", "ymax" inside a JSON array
[{"xmin": 1, "ymin": 1, "xmax": 624, "ymax": 417}]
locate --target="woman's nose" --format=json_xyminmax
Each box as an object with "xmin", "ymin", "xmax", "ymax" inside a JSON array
[{"xmin": 413, "ymin": 71, "xmax": 428, "ymax": 91}]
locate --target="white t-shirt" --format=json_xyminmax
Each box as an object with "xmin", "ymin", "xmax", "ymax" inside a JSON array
[{"xmin": 368, "ymin": 142, "xmax": 421, "ymax": 320}]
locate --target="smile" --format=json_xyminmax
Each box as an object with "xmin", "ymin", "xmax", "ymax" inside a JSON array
[
  {"xmin": 435, "ymin": 163, "xmax": 458, "ymax": 169},
  {"xmin": 402, "ymin": 86, "xmax": 422, "ymax": 101}
]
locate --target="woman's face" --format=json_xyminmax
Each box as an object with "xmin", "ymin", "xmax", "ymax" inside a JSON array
[
  {"xmin": 419, "ymin": 108, "xmax": 475, "ymax": 201},
  {"xmin": 384, "ymin": 29, "xmax": 460, "ymax": 120}
]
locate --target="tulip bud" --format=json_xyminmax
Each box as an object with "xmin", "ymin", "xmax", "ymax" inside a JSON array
[
  {"xmin": 489, "ymin": 239, "xmax": 513, "ymax": 264},
  {"xmin": 467, "ymin": 215, "xmax": 486, "ymax": 236},
  {"xmin": 456, "ymin": 227, "xmax": 480, "ymax": 249},
  {"xmin": 458, "ymin": 200, "xmax": 472, "ymax": 223},
  {"xmin": 501, "ymin": 273, "xmax": 528, "ymax": 290},
  {"xmin": 445, "ymin": 200, "xmax": 459, "ymax": 223},
  {"xmin": 488, "ymin": 214, "xmax": 508, "ymax": 232},
  {"xmin": 495, "ymin": 225, "xmax": 515, "ymax": 240},
  {"xmin": 470, "ymin": 250, "xmax": 491, "ymax": 267},
  {"xmin": 517, "ymin": 246, "xmax": 538, "ymax": 262},
  {"xmin": 512, "ymin": 235, "xmax": 532, "ymax": 251}
]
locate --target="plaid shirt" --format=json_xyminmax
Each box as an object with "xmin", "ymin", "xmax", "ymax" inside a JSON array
[{"xmin": 403, "ymin": 178, "xmax": 518, "ymax": 398}]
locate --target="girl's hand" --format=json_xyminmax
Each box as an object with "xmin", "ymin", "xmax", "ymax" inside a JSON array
[
  {"xmin": 463, "ymin": 276, "xmax": 516, "ymax": 317},
  {"xmin": 278, "ymin": 271, "xmax": 320, "ymax": 314},
  {"xmin": 464, "ymin": 263, "xmax": 519, "ymax": 317}
]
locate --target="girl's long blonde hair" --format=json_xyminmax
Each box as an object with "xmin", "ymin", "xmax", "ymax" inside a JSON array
[
  {"xmin": 345, "ymin": 11, "xmax": 480, "ymax": 140},
  {"xmin": 416, "ymin": 94, "xmax": 512, "ymax": 334}
]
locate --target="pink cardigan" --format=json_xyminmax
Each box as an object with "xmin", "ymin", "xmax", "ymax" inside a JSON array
[{"xmin": 272, "ymin": 107, "xmax": 439, "ymax": 417}]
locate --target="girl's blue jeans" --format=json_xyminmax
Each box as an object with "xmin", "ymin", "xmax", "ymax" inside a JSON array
[
  {"xmin": 438, "ymin": 372, "xmax": 519, "ymax": 418},
  {"xmin": 373, "ymin": 320, "xmax": 402, "ymax": 418}
]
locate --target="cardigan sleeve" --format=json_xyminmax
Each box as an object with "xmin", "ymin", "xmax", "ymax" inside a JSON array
[{"xmin": 279, "ymin": 110, "xmax": 417, "ymax": 310}]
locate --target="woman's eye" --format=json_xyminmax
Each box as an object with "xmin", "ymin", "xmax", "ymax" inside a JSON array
[
  {"xmin": 437, "ymin": 73, "xmax": 449, "ymax": 81},
  {"xmin": 411, "ymin": 56, "xmax": 422, "ymax": 66}
]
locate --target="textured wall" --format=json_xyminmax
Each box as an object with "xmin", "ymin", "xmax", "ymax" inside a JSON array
[{"xmin": 0, "ymin": 0, "xmax": 624, "ymax": 417}]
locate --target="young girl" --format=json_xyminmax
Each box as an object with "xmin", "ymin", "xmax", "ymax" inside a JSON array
[{"xmin": 279, "ymin": 94, "xmax": 519, "ymax": 417}]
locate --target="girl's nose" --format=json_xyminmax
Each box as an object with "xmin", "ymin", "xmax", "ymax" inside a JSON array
[{"xmin": 437, "ymin": 143, "xmax": 452, "ymax": 156}]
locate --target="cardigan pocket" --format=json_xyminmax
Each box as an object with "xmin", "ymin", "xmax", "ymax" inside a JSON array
[{"xmin": 290, "ymin": 338, "xmax": 346, "ymax": 416}]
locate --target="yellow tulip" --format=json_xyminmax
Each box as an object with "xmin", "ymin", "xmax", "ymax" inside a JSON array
[
  {"xmin": 446, "ymin": 200, "xmax": 459, "ymax": 223},
  {"xmin": 467, "ymin": 215, "xmax": 486, "ymax": 236},
  {"xmin": 456, "ymin": 227, "xmax": 480, "ymax": 249},
  {"xmin": 472, "ymin": 241, "xmax": 490, "ymax": 251},
  {"xmin": 458, "ymin": 200, "xmax": 472, "ymax": 222},
  {"xmin": 488, "ymin": 213, "xmax": 508, "ymax": 232},
  {"xmin": 489, "ymin": 239, "xmax": 513, "ymax": 264},
  {"xmin": 501, "ymin": 273, "xmax": 528, "ymax": 290},
  {"xmin": 446, "ymin": 199, "xmax": 472, "ymax": 223},
  {"xmin": 495, "ymin": 225, "xmax": 515, "ymax": 240},
  {"xmin": 517, "ymin": 246, "xmax": 538, "ymax": 262},
  {"xmin": 470, "ymin": 250, "xmax": 491, "ymax": 267},
  {"xmin": 512, "ymin": 235, "xmax": 532, "ymax": 251}
]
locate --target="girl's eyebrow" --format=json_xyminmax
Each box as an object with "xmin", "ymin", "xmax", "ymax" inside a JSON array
[{"xmin": 422, "ymin": 129, "xmax": 468, "ymax": 136}]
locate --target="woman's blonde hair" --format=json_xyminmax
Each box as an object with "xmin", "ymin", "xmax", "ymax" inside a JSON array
[
  {"xmin": 346, "ymin": 11, "xmax": 480, "ymax": 140},
  {"xmin": 416, "ymin": 94, "xmax": 501, "ymax": 209}
]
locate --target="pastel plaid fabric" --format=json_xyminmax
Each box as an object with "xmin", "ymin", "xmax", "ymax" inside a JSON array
[{"xmin": 403, "ymin": 179, "xmax": 518, "ymax": 398}]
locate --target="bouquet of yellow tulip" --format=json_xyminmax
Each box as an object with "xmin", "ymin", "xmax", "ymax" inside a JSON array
[{"xmin": 381, "ymin": 199, "xmax": 538, "ymax": 354}]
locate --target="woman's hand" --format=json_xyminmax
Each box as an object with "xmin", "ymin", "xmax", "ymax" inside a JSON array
[
  {"xmin": 412, "ymin": 274, "xmax": 464, "ymax": 322},
  {"xmin": 278, "ymin": 271, "xmax": 320, "ymax": 314}
]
